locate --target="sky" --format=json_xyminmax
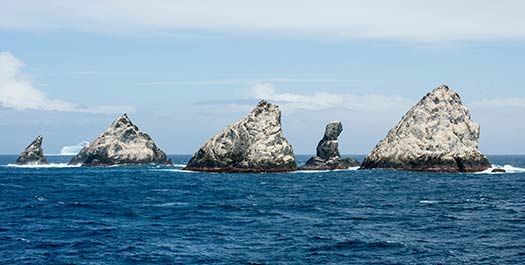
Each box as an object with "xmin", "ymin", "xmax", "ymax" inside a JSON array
[{"xmin": 0, "ymin": 0, "xmax": 524, "ymax": 155}]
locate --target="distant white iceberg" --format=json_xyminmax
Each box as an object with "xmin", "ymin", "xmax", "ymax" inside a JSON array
[{"xmin": 60, "ymin": 141, "xmax": 90, "ymax": 155}]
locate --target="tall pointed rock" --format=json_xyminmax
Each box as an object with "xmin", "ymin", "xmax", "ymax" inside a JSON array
[
  {"xmin": 69, "ymin": 114, "xmax": 170, "ymax": 166},
  {"xmin": 16, "ymin": 135, "xmax": 48, "ymax": 165},
  {"xmin": 301, "ymin": 121, "xmax": 359, "ymax": 170},
  {"xmin": 185, "ymin": 100, "xmax": 296, "ymax": 172},
  {"xmin": 361, "ymin": 84, "xmax": 490, "ymax": 172}
]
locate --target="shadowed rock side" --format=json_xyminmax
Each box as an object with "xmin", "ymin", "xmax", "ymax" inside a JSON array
[
  {"xmin": 301, "ymin": 121, "xmax": 359, "ymax": 170},
  {"xmin": 361, "ymin": 84, "xmax": 490, "ymax": 172},
  {"xmin": 16, "ymin": 135, "xmax": 48, "ymax": 165},
  {"xmin": 69, "ymin": 114, "xmax": 171, "ymax": 166},
  {"xmin": 185, "ymin": 100, "xmax": 296, "ymax": 173}
]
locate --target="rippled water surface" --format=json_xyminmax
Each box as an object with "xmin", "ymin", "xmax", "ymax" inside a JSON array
[{"xmin": 0, "ymin": 155, "xmax": 524, "ymax": 264}]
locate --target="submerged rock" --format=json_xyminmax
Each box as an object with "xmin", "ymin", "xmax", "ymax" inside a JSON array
[
  {"xmin": 361, "ymin": 84, "xmax": 491, "ymax": 172},
  {"xmin": 301, "ymin": 121, "xmax": 359, "ymax": 170},
  {"xmin": 491, "ymin": 168, "xmax": 506, "ymax": 173},
  {"xmin": 185, "ymin": 100, "xmax": 296, "ymax": 172},
  {"xmin": 16, "ymin": 135, "xmax": 48, "ymax": 165},
  {"xmin": 69, "ymin": 114, "xmax": 171, "ymax": 166}
]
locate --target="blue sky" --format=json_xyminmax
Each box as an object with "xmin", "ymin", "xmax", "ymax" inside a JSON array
[{"xmin": 1, "ymin": 0, "xmax": 524, "ymax": 154}]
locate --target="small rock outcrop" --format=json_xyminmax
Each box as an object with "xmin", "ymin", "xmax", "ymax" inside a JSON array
[
  {"xmin": 185, "ymin": 100, "xmax": 296, "ymax": 172},
  {"xmin": 16, "ymin": 135, "xmax": 48, "ymax": 165},
  {"xmin": 492, "ymin": 168, "xmax": 506, "ymax": 173},
  {"xmin": 301, "ymin": 121, "xmax": 359, "ymax": 170},
  {"xmin": 69, "ymin": 114, "xmax": 171, "ymax": 166},
  {"xmin": 361, "ymin": 84, "xmax": 491, "ymax": 172}
]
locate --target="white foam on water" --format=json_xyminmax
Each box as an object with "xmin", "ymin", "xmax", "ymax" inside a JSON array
[
  {"xmin": 477, "ymin": 164, "xmax": 525, "ymax": 174},
  {"xmin": 419, "ymin": 200, "xmax": 439, "ymax": 204},
  {"xmin": 5, "ymin": 163, "xmax": 81, "ymax": 168},
  {"xmin": 172, "ymin": 164, "xmax": 187, "ymax": 167}
]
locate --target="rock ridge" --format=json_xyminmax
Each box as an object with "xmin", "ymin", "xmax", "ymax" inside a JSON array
[
  {"xmin": 301, "ymin": 121, "xmax": 359, "ymax": 170},
  {"xmin": 184, "ymin": 100, "xmax": 296, "ymax": 172},
  {"xmin": 360, "ymin": 84, "xmax": 490, "ymax": 172},
  {"xmin": 16, "ymin": 135, "xmax": 48, "ymax": 165},
  {"xmin": 69, "ymin": 114, "xmax": 171, "ymax": 166}
]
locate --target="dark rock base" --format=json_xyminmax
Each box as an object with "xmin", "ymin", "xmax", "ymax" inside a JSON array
[
  {"xmin": 300, "ymin": 157, "xmax": 359, "ymax": 170},
  {"xmin": 360, "ymin": 155, "xmax": 491, "ymax": 173}
]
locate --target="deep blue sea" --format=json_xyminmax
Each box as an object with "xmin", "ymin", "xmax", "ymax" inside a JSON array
[{"xmin": 0, "ymin": 154, "xmax": 524, "ymax": 264}]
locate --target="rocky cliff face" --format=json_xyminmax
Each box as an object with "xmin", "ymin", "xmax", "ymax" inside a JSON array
[
  {"xmin": 185, "ymin": 100, "xmax": 296, "ymax": 172},
  {"xmin": 69, "ymin": 114, "xmax": 171, "ymax": 166},
  {"xmin": 301, "ymin": 121, "xmax": 359, "ymax": 170},
  {"xmin": 361, "ymin": 84, "xmax": 491, "ymax": 172},
  {"xmin": 16, "ymin": 135, "xmax": 48, "ymax": 165}
]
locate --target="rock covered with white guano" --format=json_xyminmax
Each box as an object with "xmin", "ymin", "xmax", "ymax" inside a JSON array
[
  {"xmin": 185, "ymin": 100, "xmax": 296, "ymax": 172},
  {"xmin": 69, "ymin": 114, "xmax": 171, "ymax": 166},
  {"xmin": 16, "ymin": 135, "xmax": 48, "ymax": 165},
  {"xmin": 361, "ymin": 84, "xmax": 491, "ymax": 172},
  {"xmin": 301, "ymin": 121, "xmax": 359, "ymax": 170}
]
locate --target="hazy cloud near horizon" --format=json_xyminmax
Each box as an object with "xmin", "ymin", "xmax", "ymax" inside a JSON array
[{"xmin": 1, "ymin": 0, "xmax": 524, "ymax": 42}]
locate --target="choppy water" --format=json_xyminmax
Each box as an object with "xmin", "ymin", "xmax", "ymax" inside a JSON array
[{"xmin": 0, "ymin": 155, "xmax": 524, "ymax": 264}]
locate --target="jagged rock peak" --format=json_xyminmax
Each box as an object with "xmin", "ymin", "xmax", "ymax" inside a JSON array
[
  {"xmin": 301, "ymin": 121, "xmax": 359, "ymax": 170},
  {"xmin": 16, "ymin": 135, "xmax": 48, "ymax": 165},
  {"xmin": 69, "ymin": 114, "xmax": 171, "ymax": 166},
  {"xmin": 184, "ymin": 100, "xmax": 296, "ymax": 172},
  {"xmin": 361, "ymin": 84, "xmax": 490, "ymax": 172}
]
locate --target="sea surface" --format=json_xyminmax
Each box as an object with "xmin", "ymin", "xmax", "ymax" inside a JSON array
[{"xmin": 0, "ymin": 154, "xmax": 524, "ymax": 264}]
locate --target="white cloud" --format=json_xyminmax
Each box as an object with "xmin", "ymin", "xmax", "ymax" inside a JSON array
[
  {"xmin": 0, "ymin": 51, "xmax": 135, "ymax": 114},
  {"xmin": 247, "ymin": 83, "xmax": 410, "ymax": 112},
  {"xmin": 0, "ymin": 0, "xmax": 524, "ymax": 42}
]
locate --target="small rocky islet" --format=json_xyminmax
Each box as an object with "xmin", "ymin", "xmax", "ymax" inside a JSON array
[
  {"xmin": 184, "ymin": 100, "xmax": 296, "ymax": 173},
  {"xmin": 16, "ymin": 135, "xmax": 48, "ymax": 165},
  {"xmin": 300, "ymin": 121, "xmax": 359, "ymax": 170},
  {"xmin": 16, "ymin": 84, "xmax": 493, "ymax": 173},
  {"xmin": 68, "ymin": 114, "xmax": 171, "ymax": 166},
  {"xmin": 360, "ymin": 84, "xmax": 491, "ymax": 172}
]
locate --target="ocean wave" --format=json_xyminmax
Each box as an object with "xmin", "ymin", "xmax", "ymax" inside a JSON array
[
  {"xmin": 5, "ymin": 163, "xmax": 81, "ymax": 168},
  {"xmin": 476, "ymin": 165, "xmax": 525, "ymax": 174}
]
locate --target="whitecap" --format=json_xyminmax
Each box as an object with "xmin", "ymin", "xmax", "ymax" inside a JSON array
[
  {"xmin": 476, "ymin": 164, "xmax": 525, "ymax": 174},
  {"xmin": 5, "ymin": 163, "xmax": 81, "ymax": 168},
  {"xmin": 152, "ymin": 202, "xmax": 188, "ymax": 207},
  {"xmin": 419, "ymin": 200, "xmax": 439, "ymax": 204}
]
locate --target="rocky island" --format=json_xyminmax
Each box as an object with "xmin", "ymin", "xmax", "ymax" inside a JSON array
[
  {"xmin": 301, "ymin": 121, "xmax": 359, "ymax": 170},
  {"xmin": 69, "ymin": 114, "xmax": 171, "ymax": 166},
  {"xmin": 361, "ymin": 84, "xmax": 491, "ymax": 172},
  {"xmin": 184, "ymin": 100, "xmax": 296, "ymax": 172},
  {"xmin": 16, "ymin": 135, "xmax": 49, "ymax": 165}
]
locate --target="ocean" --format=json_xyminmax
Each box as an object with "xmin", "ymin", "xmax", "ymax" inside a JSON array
[{"xmin": 0, "ymin": 154, "xmax": 523, "ymax": 264}]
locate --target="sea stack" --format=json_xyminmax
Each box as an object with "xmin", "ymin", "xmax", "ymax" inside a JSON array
[
  {"xmin": 361, "ymin": 84, "xmax": 491, "ymax": 172},
  {"xmin": 185, "ymin": 100, "xmax": 296, "ymax": 172},
  {"xmin": 69, "ymin": 114, "xmax": 171, "ymax": 166},
  {"xmin": 16, "ymin": 135, "xmax": 48, "ymax": 165},
  {"xmin": 301, "ymin": 121, "xmax": 359, "ymax": 170}
]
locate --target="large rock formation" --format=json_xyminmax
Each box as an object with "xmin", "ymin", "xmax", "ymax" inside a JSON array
[
  {"xmin": 16, "ymin": 135, "xmax": 48, "ymax": 165},
  {"xmin": 185, "ymin": 100, "xmax": 296, "ymax": 172},
  {"xmin": 361, "ymin": 84, "xmax": 491, "ymax": 172},
  {"xmin": 69, "ymin": 114, "xmax": 171, "ymax": 166},
  {"xmin": 301, "ymin": 121, "xmax": 359, "ymax": 170}
]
